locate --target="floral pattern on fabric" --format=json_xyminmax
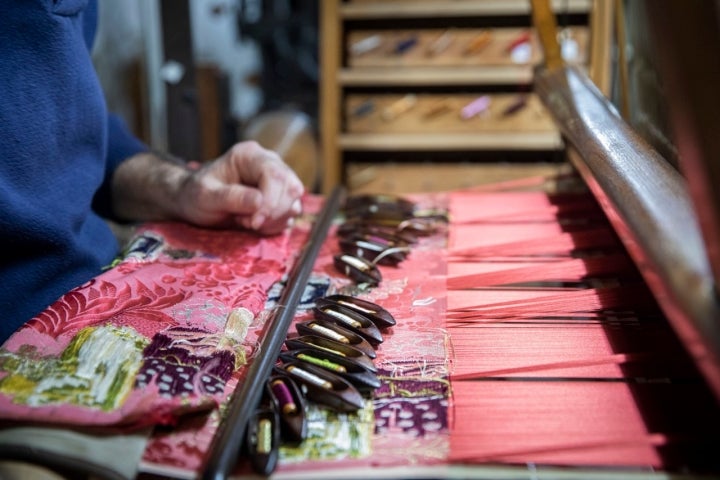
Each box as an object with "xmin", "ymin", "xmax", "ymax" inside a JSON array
[
  {"xmin": 275, "ymin": 193, "xmax": 454, "ymax": 475},
  {"xmin": 0, "ymin": 221, "xmax": 293, "ymax": 429},
  {"xmin": 0, "ymin": 193, "xmax": 456, "ymax": 476}
]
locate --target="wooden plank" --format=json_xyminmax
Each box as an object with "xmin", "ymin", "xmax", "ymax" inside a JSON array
[
  {"xmin": 344, "ymin": 93, "xmax": 558, "ymax": 135},
  {"xmin": 339, "ymin": 132, "xmax": 562, "ymax": 151},
  {"xmin": 319, "ymin": 0, "xmax": 342, "ymax": 193},
  {"xmin": 160, "ymin": 0, "xmax": 201, "ymax": 160},
  {"xmin": 196, "ymin": 65, "xmax": 225, "ymax": 160},
  {"xmin": 643, "ymin": 0, "xmax": 720, "ymax": 304},
  {"xmin": 346, "ymin": 28, "xmax": 589, "ymax": 69},
  {"xmin": 346, "ymin": 161, "xmax": 571, "ymax": 193},
  {"xmin": 339, "ymin": 66, "xmax": 535, "ymax": 86},
  {"xmin": 588, "ymin": 0, "xmax": 613, "ymax": 95},
  {"xmin": 530, "ymin": 0, "xmax": 564, "ymax": 70},
  {"xmin": 341, "ymin": 0, "xmax": 592, "ymax": 19}
]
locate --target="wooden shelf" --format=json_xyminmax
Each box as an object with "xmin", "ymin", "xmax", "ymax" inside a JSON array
[
  {"xmin": 341, "ymin": 0, "xmax": 592, "ymax": 20},
  {"xmin": 339, "ymin": 132, "xmax": 563, "ymax": 151},
  {"xmin": 346, "ymin": 161, "xmax": 573, "ymax": 194},
  {"xmin": 319, "ymin": 0, "xmax": 610, "ymax": 193},
  {"xmin": 346, "ymin": 27, "xmax": 588, "ymax": 67},
  {"xmin": 339, "ymin": 66, "xmax": 533, "ymax": 86},
  {"xmin": 345, "ymin": 93, "xmax": 558, "ymax": 134}
]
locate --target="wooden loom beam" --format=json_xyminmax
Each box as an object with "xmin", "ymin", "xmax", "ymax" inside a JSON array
[
  {"xmin": 201, "ymin": 186, "xmax": 346, "ymax": 480},
  {"xmin": 534, "ymin": 64, "xmax": 720, "ymax": 400},
  {"xmin": 640, "ymin": 1, "xmax": 720, "ymax": 297}
]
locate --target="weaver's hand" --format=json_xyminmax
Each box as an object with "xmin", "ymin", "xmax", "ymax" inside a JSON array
[
  {"xmin": 177, "ymin": 141, "xmax": 304, "ymax": 235},
  {"xmin": 111, "ymin": 141, "xmax": 304, "ymax": 236}
]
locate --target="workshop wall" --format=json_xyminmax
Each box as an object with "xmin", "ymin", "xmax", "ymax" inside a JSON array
[{"xmin": 92, "ymin": 0, "xmax": 264, "ymax": 149}]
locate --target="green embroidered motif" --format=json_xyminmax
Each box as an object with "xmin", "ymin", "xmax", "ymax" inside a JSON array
[
  {"xmin": 0, "ymin": 325, "xmax": 148, "ymax": 410},
  {"xmin": 280, "ymin": 402, "xmax": 375, "ymax": 462}
]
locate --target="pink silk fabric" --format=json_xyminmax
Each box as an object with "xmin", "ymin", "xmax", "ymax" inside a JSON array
[{"xmin": 0, "ymin": 220, "xmax": 295, "ymax": 428}]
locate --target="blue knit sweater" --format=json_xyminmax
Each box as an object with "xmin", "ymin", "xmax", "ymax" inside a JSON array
[{"xmin": 0, "ymin": 0, "xmax": 147, "ymax": 341}]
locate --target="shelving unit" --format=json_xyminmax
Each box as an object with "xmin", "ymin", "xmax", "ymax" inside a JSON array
[{"xmin": 319, "ymin": 0, "xmax": 612, "ymax": 194}]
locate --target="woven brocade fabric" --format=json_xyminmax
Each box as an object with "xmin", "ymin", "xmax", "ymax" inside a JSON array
[{"xmin": 0, "ymin": 221, "xmax": 294, "ymax": 429}]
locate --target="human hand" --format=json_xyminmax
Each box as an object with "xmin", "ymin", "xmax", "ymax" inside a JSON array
[{"xmin": 178, "ymin": 141, "xmax": 304, "ymax": 235}]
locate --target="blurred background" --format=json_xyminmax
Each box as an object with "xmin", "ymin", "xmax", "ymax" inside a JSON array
[
  {"xmin": 93, "ymin": 1, "xmax": 673, "ymax": 195},
  {"xmin": 94, "ymin": 0, "xmax": 320, "ymax": 189}
]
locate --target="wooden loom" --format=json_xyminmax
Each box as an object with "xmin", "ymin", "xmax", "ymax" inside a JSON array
[
  {"xmin": 201, "ymin": 2, "xmax": 720, "ymax": 478},
  {"xmin": 2, "ymin": 1, "xmax": 718, "ymax": 478},
  {"xmin": 431, "ymin": 1, "xmax": 720, "ymax": 474},
  {"xmin": 529, "ymin": 0, "xmax": 720, "ymax": 398},
  {"xmin": 441, "ymin": 0, "xmax": 720, "ymax": 475}
]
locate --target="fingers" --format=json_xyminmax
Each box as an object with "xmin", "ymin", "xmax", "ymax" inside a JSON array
[
  {"xmin": 194, "ymin": 141, "xmax": 304, "ymax": 233},
  {"xmin": 249, "ymin": 146, "xmax": 303, "ymax": 204},
  {"xmin": 231, "ymin": 197, "xmax": 301, "ymax": 234},
  {"xmin": 232, "ymin": 142, "xmax": 304, "ymax": 231},
  {"xmin": 178, "ymin": 173, "xmax": 262, "ymax": 227}
]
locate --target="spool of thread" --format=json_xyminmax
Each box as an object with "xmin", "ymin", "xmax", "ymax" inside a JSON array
[
  {"xmin": 297, "ymin": 353, "xmax": 348, "ymax": 373},
  {"xmin": 350, "ymin": 35, "xmax": 382, "ymax": 56},
  {"xmin": 460, "ymin": 95, "xmax": 492, "ymax": 120},
  {"xmin": 423, "ymin": 99, "xmax": 453, "ymax": 120},
  {"xmin": 287, "ymin": 365, "xmax": 333, "ymax": 390},
  {"xmin": 426, "ymin": 30, "xmax": 454, "ymax": 57},
  {"xmin": 505, "ymin": 30, "xmax": 531, "ymax": 53},
  {"xmin": 322, "ymin": 307, "xmax": 362, "ymax": 328},
  {"xmin": 502, "ymin": 95, "xmax": 528, "ymax": 116},
  {"xmin": 256, "ymin": 418, "xmax": 273, "ymax": 454},
  {"xmin": 382, "ymin": 94, "xmax": 418, "ymax": 121},
  {"xmin": 394, "ymin": 36, "xmax": 418, "ymax": 55},
  {"xmin": 352, "ymin": 100, "xmax": 375, "ymax": 118},
  {"xmin": 464, "ymin": 31, "xmax": 493, "ymax": 55},
  {"xmin": 308, "ymin": 322, "xmax": 350, "ymax": 343},
  {"xmin": 271, "ymin": 379, "xmax": 297, "ymax": 415}
]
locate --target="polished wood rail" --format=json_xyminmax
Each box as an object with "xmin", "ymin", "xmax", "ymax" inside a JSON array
[{"xmin": 535, "ymin": 64, "xmax": 720, "ymax": 401}]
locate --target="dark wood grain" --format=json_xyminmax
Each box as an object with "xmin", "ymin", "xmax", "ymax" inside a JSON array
[
  {"xmin": 201, "ymin": 187, "xmax": 346, "ymax": 480},
  {"xmin": 535, "ymin": 65, "xmax": 720, "ymax": 399},
  {"xmin": 642, "ymin": 1, "xmax": 720, "ymax": 304}
]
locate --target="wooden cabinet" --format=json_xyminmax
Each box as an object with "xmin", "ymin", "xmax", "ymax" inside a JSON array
[{"xmin": 319, "ymin": 0, "xmax": 612, "ymax": 194}]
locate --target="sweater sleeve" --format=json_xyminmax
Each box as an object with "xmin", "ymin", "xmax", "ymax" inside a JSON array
[{"xmin": 92, "ymin": 113, "xmax": 149, "ymax": 219}]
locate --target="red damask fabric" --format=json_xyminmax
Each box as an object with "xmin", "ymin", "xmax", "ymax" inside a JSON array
[{"xmin": 0, "ymin": 221, "xmax": 295, "ymax": 428}]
